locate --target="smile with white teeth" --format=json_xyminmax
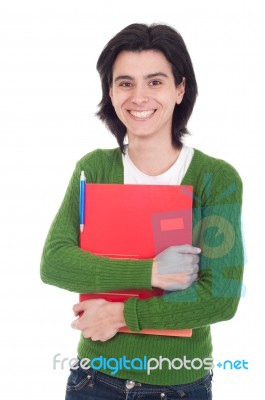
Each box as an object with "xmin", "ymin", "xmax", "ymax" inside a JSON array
[{"xmin": 129, "ymin": 110, "xmax": 155, "ymax": 119}]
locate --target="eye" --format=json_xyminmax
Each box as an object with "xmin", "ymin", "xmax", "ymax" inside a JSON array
[
  {"xmin": 149, "ymin": 80, "xmax": 162, "ymax": 86},
  {"xmin": 119, "ymin": 82, "xmax": 133, "ymax": 88}
]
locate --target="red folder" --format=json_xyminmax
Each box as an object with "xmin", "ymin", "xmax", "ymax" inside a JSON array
[{"xmin": 80, "ymin": 184, "xmax": 193, "ymax": 337}]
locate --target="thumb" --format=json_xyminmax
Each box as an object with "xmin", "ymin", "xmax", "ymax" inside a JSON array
[{"xmin": 174, "ymin": 244, "xmax": 201, "ymax": 254}]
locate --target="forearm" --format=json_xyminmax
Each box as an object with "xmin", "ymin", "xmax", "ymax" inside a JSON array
[
  {"xmin": 40, "ymin": 160, "xmax": 153, "ymax": 293},
  {"xmin": 124, "ymin": 263, "xmax": 244, "ymax": 331},
  {"xmin": 124, "ymin": 165, "xmax": 244, "ymax": 332},
  {"xmin": 41, "ymin": 240, "xmax": 152, "ymax": 293}
]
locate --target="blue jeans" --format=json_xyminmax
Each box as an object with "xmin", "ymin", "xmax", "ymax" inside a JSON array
[{"xmin": 65, "ymin": 360, "xmax": 213, "ymax": 400}]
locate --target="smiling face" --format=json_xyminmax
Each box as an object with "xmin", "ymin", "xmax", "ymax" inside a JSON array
[{"xmin": 109, "ymin": 50, "xmax": 185, "ymax": 144}]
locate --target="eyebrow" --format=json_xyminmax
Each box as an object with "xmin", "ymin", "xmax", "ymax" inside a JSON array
[{"xmin": 113, "ymin": 72, "xmax": 169, "ymax": 83}]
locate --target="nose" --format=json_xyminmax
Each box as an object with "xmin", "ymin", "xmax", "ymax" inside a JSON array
[{"xmin": 131, "ymin": 85, "xmax": 149, "ymax": 105}]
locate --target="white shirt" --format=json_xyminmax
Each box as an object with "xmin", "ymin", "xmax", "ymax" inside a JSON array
[{"xmin": 122, "ymin": 145, "xmax": 194, "ymax": 185}]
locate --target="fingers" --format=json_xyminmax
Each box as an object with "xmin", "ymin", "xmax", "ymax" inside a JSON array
[
  {"xmin": 152, "ymin": 244, "xmax": 201, "ymax": 290},
  {"xmin": 72, "ymin": 299, "xmax": 106, "ymax": 316},
  {"xmin": 181, "ymin": 253, "xmax": 200, "ymax": 266},
  {"xmin": 71, "ymin": 318, "xmax": 80, "ymax": 330},
  {"xmin": 190, "ymin": 273, "xmax": 199, "ymax": 282},
  {"xmin": 72, "ymin": 302, "xmax": 85, "ymax": 317},
  {"xmin": 185, "ymin": 264, "xmax": 199, "ymax": 275},
  {"xmin": 192, "ymin": 263, "xmax": 199, "ymax": 272},
  {"xmin": 71, "ymin": 305, "xmax": 87, "ymax": 330}
]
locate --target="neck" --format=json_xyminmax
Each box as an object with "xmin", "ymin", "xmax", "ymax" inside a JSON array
[{"xmin": 127, "ymin": 136, "xmax": 182, "ymax": 176}]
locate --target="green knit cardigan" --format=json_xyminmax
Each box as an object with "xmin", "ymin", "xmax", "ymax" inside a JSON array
[{"xmin": 40, "ymin": 147, "xmax": 244, "ymax": 385}]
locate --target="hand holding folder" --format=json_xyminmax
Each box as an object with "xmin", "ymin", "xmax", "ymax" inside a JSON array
[{"xmin": 79, "ymin": 181, "xmax": 193, "ymax": 337}]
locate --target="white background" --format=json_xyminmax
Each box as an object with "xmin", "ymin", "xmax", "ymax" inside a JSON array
[{"xmin": 0, "ymin": 0, "xmax": 264, "ymax": 398}]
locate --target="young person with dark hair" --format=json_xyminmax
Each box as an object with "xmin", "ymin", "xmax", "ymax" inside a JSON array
[
  {"xmin": 96, "ymin": 23, "xmax": 197, "ymax": 152},
  {"xmin": 41, "ymin": 23, "xmax": 244, "ymax": 399}
]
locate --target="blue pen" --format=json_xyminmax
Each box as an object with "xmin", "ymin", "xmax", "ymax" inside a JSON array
[{"xmin": 79, "ymin": 171, "xmax": 86, "ymax": 232}]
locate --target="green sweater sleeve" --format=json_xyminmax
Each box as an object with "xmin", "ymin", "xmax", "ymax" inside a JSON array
[
  {"xmin": 124, "ymin": 161, "xmax": 244, "ymax": 331},
  {"xmin": 40, "ymin": 151, "xmax": 152, "ymax": 293}
]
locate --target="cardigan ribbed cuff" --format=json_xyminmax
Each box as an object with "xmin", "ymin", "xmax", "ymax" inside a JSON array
[
  {"xmin": 96, "ymin": 258, "xmax": 153, "ymax": 292},
  {"xmin": 123, "ymin": 297, "xmax": 141, "ymax": 332}
]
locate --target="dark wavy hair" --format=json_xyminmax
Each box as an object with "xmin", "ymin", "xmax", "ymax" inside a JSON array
[{"xmin": 96, "ymin": 23, "xmax": 198, "ymax": 152}]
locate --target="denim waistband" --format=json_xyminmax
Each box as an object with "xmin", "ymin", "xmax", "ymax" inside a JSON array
[{"xmin": 74, "ymin": 358, "xmax": 213, "ymax": 394}]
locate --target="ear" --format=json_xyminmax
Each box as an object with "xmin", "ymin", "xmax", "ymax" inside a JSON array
[
  {"xmin": 176, "ymin": 77, "xmax": 186, "ymax": 105},
  {"xmin": 109, "ymin": 86, "xmax": 113, "ymax": 101}
]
